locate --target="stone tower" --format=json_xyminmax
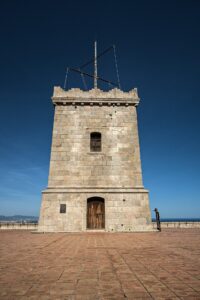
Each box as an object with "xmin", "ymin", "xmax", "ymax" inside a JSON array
[{"xmin": 38, "ymin": 87, "xmax": 152, "ymax": 232}]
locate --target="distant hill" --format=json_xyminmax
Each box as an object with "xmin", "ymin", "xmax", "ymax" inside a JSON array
[{"xmin": 0, "ymin": 215, "xmax": 38, "ymax": 222}]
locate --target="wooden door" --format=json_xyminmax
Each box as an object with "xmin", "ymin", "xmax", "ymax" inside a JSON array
[{"xmin": 87, "ymin": 198, "xmax": 105, "ymax": 229}]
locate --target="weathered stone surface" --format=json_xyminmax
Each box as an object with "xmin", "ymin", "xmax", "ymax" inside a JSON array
[
  {"xmin": 38, "ymin": 87, "xmax": 153, "ymax": 232},
  {"xmin": 52, "ymin": 86, "xmax": 140, "ymax": 104}
]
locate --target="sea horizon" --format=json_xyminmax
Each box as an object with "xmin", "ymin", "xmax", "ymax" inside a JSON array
[
  {"xmin": 0, "ymin": 215, "xmax": 200, "ymax": 222},
  {"xmin": 152, "ymin": 218, "xmax": 200, "ymax": 222}
]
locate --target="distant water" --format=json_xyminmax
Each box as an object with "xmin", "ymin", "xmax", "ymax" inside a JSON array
[{"xmin": 152, "ymin": 218, "xmax": 200, "ymax": 222}]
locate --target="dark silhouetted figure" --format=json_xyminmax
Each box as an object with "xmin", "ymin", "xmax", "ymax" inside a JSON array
[{"xmin": 154, "ymin": 208, "xmax": 161, "ymax": 231}]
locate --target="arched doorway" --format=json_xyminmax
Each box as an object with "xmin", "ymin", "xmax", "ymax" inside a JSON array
[{"xmin": 87, "ymin": 197, "xmax": 105, "ymax": 229}]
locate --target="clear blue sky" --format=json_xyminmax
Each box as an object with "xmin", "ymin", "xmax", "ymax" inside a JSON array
[{"xmin": 0, "ymin": 0, "xmax": 200, "ymax": 218}]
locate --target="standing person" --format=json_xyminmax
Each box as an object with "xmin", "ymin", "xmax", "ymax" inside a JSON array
[{"xmin": 154, "ymin": 208, "xmax": 161, "ymax": 231}]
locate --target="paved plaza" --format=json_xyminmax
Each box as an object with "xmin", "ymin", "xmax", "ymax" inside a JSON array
[{"xmin": 0, "ymin": 229, "xmax": 200, "ymax": 300}]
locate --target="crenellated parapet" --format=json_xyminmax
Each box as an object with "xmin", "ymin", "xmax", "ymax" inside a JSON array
[{"xmin": 52, "ymin": 87, "xmax": 140, "ymax": 106}]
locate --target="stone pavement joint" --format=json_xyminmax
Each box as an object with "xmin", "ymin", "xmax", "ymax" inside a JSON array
[{"xmin": 0, "ymin": 229, "xmax": 200, "ymax": 299}]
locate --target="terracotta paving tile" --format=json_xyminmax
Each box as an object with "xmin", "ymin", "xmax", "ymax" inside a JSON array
[
  {"xmin": 178, "ymin": 291, "xmax": 200, "ymax": 299},
  {"xmin": 150, "ymin": 297, "xmax": 180, "ymax": 300},
  {"xmin": 0, "ymin": 229, "xmax": 200, "ymax": 299},
  {"xmin": 187, "ymin": 283, "xmax": 200, "ymax": 292},
  {"xmin": 123, "ymin": 291, "xmax": 152, "ymax": 299},
  {"xmin": 75, "ymin": 295, "xmax": 99, "ymax": 300},
  {"xmin": 150, "ymin": 292, "xmax": 178, "ymax": 299},
  {"xmin": 20, "ymin": 296, "xmax": 52, "ymax": 300}
]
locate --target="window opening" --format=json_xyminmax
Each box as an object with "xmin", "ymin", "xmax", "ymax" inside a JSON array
[
  {"xmin": 60, "ymin": 204, "xmax": 66, "ymax": 213},
  {"xmin": 90, "ymin": 132, "xmax": 101, "ymax": 152}
]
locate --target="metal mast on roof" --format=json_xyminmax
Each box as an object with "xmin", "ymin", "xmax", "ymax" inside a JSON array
[
  {"xmin": 94, "ymin": 41, "xmax": 97, "ymax": 88},
  {"xmin": 64, "ymin": 43, "xmax": 121, "ymax": 90}
]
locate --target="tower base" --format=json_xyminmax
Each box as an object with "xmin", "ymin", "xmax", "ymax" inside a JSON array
[{"xmin": 38, "ymin": 188, "xmax": 153, "ymax": 232}]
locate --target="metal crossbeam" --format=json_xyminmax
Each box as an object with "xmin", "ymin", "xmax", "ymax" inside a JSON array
[
  {"xmin": 69, "ymin": 67, "xmax": 118, "ymax": 87},
  {"xmin": 79, "ymin": 46, "xmax": 113, "ymax": 69}
]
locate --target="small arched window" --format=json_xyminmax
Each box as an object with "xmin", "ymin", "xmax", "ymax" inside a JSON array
[{"xmin": 90, "ymin": 132, "xmax": 101, "ymax": 152}]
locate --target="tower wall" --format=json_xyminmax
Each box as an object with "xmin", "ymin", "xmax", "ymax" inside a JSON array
[
  {"xmin": 48, "ymin": 104, "xmax": 143, "ymax": 188},
  {"xmin": 38, "ymin": 87, "xmax": 153, "ymax": 232}
]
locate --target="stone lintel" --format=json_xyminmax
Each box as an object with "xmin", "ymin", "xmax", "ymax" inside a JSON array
[
  {"xmin": 52, "ymin": 87, "xmax": 140, "ymax": 106},
  {"xmin": 42, "ymin": 187, "xmax": 149, "ymax": 194}
]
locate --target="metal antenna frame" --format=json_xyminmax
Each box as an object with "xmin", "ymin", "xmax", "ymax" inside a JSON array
[
  {"xmin": 94, "ymin": 41, "xmax": 97, "ymax": 88},
  {"xmin": 64, "ymin": 43, "xmax": 121, "ymax": 90},
  {"xmin": 68, "ymin": 68, "xmax": 119, "ymax": 87},
  {"xmin": 80, "ymin": 45, "xmax": 113, "ymax": 69},
  {"xmin": 113, "ymin": 45, "xmax": 121, "ymax": 89}
]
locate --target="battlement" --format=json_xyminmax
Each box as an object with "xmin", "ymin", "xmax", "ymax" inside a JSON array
[{"xmin": 52, "ymin": 87, "xmax": 140, "ymax": 106}]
